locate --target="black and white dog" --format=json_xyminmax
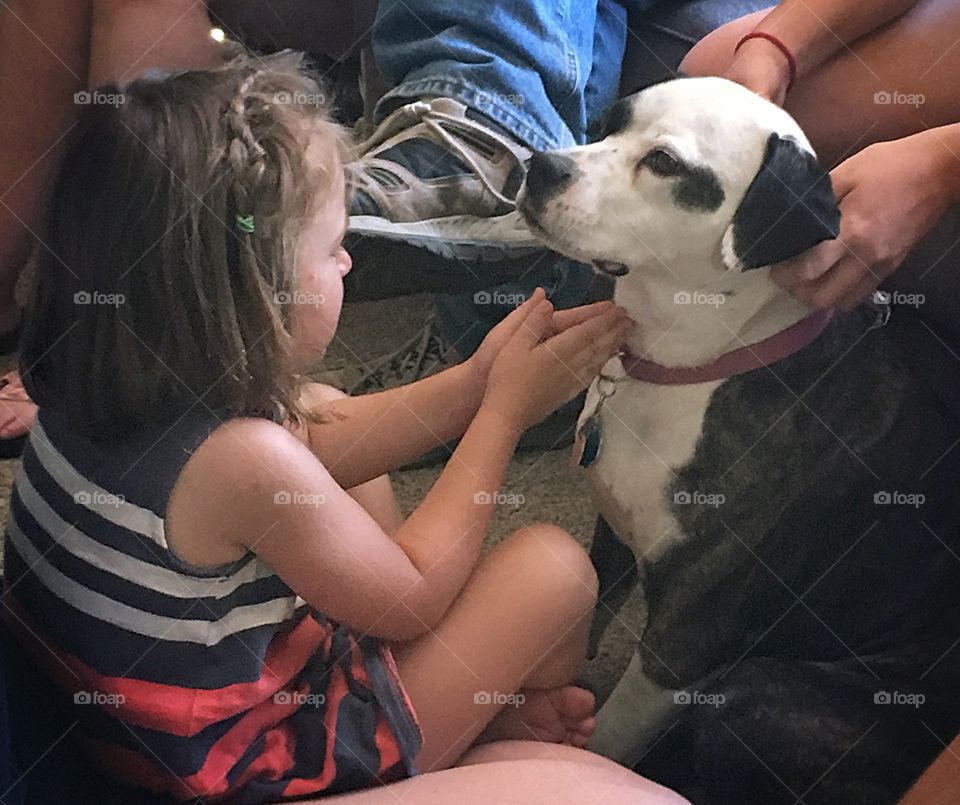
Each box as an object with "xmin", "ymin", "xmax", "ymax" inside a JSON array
[{"xmin": 519, "ymin": 77, "xmax": 960, "ymax": 804}]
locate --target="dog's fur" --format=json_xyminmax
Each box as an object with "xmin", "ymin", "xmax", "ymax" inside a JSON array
[{"xmin": 518, "ymin": 77, "xmax": 960, "ymax": 805}]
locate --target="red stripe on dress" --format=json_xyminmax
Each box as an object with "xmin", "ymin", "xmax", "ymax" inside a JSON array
[
  {"xmin": 178, "ymin": 692, "xmax": 304, "ymax": 798},
  {"xmin": 3, "ymin": 592, "xmax": 327, "ymax": 735},
  {"xmin": 227, "ymin": 720, "xmax": 297, "ymax": 793},
  {"xmin": 280, "ymin": 659, "xmax": 350, "ymax": 797}
]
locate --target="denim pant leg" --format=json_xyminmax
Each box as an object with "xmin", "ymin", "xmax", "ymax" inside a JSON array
[
  {"xmin": 373, "ymin": 0, "xmax": 603, "ymax": 151},
  {"xmin": 426, "ymin": 0, "xmax": 631, "ymax": 357},
  {"xmin": 585, "ymin": 0, "xmax": 630, "ymax": 139}
]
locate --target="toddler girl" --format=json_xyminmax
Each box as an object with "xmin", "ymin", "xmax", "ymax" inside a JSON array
[{"xmin": 3, "ymin": 53, "xmax": 632, "ymax": 802}]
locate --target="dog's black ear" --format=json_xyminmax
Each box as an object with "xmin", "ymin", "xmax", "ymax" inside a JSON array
[{"xmin": 721, "ymin": 133, "xmax": 840, "ymax": 271}]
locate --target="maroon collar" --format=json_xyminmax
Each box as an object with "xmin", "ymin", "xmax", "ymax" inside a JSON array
[{"xmin": 620, "ymin": 309, "xmax": 833, "ymax": 385}]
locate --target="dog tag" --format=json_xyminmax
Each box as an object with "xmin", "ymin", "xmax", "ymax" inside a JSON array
[{"xmin": 573, "ymin": 414, "xmax": 603, "ymax": 468}]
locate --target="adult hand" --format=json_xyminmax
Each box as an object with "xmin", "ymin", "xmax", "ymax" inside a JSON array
[
  {"xmin": 771, "ymin": 131, "xmax": 960, "ymax": 310},
  {"xmin": 722, "ymin": 38, "xmax": 793, "ymax": 106}
]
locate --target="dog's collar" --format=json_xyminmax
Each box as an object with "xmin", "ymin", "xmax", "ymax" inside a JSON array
[{"xmin": 620, "ymin": 309, "xmax": 833, "ymax": 385}]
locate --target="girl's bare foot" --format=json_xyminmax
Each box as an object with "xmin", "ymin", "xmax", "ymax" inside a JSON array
[
  {"xmin": 0, "ymin": 371, "xmax": 35, "ymax": 441},
  {"xmin": 477, "ymin": 686, "xmax": 596, "ymax": 748}
]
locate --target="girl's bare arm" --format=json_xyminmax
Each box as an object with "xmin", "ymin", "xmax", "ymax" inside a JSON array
[{"xmin": 301, "ymin": 361, "xmax": 485, "ymax": 490}]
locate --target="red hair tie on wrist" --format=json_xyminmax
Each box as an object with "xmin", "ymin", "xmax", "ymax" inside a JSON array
[{"xmin": 735, "ymin": 31, "xmax": 797, "ymax": 92}]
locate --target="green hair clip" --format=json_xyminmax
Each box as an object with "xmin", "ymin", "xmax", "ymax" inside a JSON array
[{"xmin": 235, "ymin": 214, "xmax": 256, "ymax": 234}]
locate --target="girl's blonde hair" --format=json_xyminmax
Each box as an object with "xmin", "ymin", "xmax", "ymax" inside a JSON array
[{"xmin": 22, "ymin": 52, "xmax": 348, "ymax": 438}]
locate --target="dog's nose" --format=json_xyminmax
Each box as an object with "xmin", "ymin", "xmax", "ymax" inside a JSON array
[{"xmin": 525, "ymin": 152, "xmax": 577, "ymax": 200}]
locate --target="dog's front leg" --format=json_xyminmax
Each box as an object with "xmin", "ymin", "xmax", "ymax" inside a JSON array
[{"xmin": 588, "ymin": 649, "xmax": 682, "ymax": 766}]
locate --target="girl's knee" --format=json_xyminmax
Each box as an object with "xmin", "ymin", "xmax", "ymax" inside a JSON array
[{"xmin": 501, "ymin": 524, "xmax": 598, "ymax": 613}]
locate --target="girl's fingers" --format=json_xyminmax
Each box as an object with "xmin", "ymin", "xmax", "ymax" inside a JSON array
[
  {"xmin": 583, "ymin": 320, "xmax": 633, "ymax": 372},
  {"xmin": 514, "ymin": 297, "xmax": 555, "ymax": 348},
  {"xmin": 506, "ymin": 287, "xmax": 546, "ymax": 328},
  {"xmin": 542, "ymin": 307, "xmax": 628, "ymax": 358},
  {"xmin": 551, "ymin": 301, "xmax": 617, "ymax": 334}
]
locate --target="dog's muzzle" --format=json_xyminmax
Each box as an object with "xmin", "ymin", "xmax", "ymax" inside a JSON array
[{"xmin": 524, "ymin": 151, "xmax": 577, "ymax": 205}]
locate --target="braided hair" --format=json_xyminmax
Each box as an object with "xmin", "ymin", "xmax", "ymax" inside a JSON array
[{"xmin": 22, "ymin": 51, "xmax": 348, "ymax": 437}]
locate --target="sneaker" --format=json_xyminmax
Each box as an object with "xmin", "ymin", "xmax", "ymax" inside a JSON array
[
  {"xmin": 348, "ymin": 98, "xmax": 542, "ymax": 261},
  {"xmin": 348, "ymin": 316, "xmax": 461, "ymax": 396}
]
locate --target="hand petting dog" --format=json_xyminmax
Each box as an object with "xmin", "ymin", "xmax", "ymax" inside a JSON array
[
  {"xmin": 725, "ymin": 54, "xmax": 960, "ymax": 310},
  {"xmin": 769, "ymin": 132, "xmax": 960, "ymax": 310}
]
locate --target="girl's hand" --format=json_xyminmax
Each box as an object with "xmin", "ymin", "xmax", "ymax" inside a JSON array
[
  {"xmin": 482, "ymin": 290, "xmax": 633, "ymax": 433},
  {"xmin": 771, "ymin": 132, "xmax": 959, "ymax": 310},
  {"xmin": 468, "ymin": 292, "xmax": 622, "ymax": 384}
]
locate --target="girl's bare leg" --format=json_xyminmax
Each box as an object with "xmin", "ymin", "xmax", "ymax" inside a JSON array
[
  {"xmin": 681, "ymin": 0, "xmax": 960, "ymax": 168},
  {"xmin": 394, "ymin": 523, "xmax": 599, "ymax": 772}
]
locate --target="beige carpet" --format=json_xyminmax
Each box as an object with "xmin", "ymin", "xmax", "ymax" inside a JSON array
[{"xmin": 0, "ymin": 298, "xmax": 641, "ymax": 701}]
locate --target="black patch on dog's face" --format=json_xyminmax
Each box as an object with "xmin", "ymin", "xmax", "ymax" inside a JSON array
[
  {"xmin": 673, "ymin": 165, "xmax": 725, "ymax": 213},
  {"xmin": 639, "ymin": 148, "xmax": 725, "ymax": 213},
  {"xmin": 600, "ymin": 98, "xmax": 634, "ymax": 139}
]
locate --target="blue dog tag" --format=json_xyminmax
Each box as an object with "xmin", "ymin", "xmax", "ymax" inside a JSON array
[{"xmin": 577, "ymin": 415, "xmax": 602, "ymax": 468}]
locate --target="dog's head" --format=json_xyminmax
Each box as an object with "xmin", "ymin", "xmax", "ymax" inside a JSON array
[{"xmin": 518, "ymin": 77, "xmax": 841, "ymax": 282}]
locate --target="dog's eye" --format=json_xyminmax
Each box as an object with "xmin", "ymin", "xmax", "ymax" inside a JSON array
[{"xmin": 641, "ymin": 149, "xmax": 684, "ymax": 177}]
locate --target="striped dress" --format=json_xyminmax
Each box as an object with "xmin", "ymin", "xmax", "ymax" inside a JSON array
[{"xmin": 2, "ymin": 410, "xmax": 421, "ymax": 803}]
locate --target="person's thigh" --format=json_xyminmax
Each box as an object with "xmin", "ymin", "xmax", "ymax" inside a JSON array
[
  {"xmin": 89, "ymin": 0, "xmax": 220, "ymax": 86},
  {"xmin": 319, "ymin": 743, "xmax": 689, "ymax": 804},
  {"xmin": 682, "ymin": 0, "xmax": 960, "ymax": 167},
  {"xmin": 0, "ymin": 0, "xmax": 92, "ymax": 296}
]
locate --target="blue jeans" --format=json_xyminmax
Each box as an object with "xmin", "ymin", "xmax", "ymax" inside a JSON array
[{"xmin": 372, "ymin": 0, "xmax": 659, "ymax": 355}]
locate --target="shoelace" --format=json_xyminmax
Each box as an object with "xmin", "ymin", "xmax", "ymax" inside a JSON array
[
  {"xmin": 352, "ymin": 101, "xmax": 524, "ymax": 208},
  {"xmin": 350, "ymin": 317, "xmax": 457, "ymax": 395}
]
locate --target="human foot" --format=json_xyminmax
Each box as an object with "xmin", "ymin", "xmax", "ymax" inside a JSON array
[
  {"xmin": 347, "ymin": 98, "xmax": 540, "ymax": 259},
  {"xmin": 477, "ymin": 686, "xmax": 596, "ymax": 748},
  {"xmin": 0, "ymin": 371, "xmax": 35, "ymax": 457}
]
